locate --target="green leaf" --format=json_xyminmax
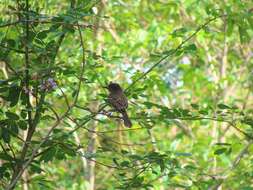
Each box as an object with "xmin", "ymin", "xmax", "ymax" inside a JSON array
[
  {"xmin": 20, "ymin": 110, "xmax": 27, "ymax": 119},
  {"xmin": 163, "ymin": 49, "xmax": 176, "ymax": 56},
  {"xmin": 158, "ymin": 159, "xmax": 165, "ymax": 172},
  {"xmin": 2, "ymin": 127, "xmax": 10, "ymax": 143},
  {"xmin": 71, "ymin": 89, "xmax": 77, "ymax": 98},
  {"xmin": 227, "ymin": 18, "xmax": 234, "ymax": 36},
  {"xmin": 199, "ymin": 109, "xmax": 208, "ymax": 115},
  {"xmin": 184, "ymin": 44, "xmax": 197, "ymax": 52},
  {"xmin": 171, "ymin": 27, "xmax": 188, "ymax": 38},
  {"xmin": 5, "ymin": 112, "xmax": 19, "ymax": 120},
  {"xmin": 40, "ymin": 147, "xmax": 56, "ymax": 162},
  {"xmin": 0, "ymin": 87, "xmax": 9, "ymax": 93},
  {"xmin": 217, "ymin": 103, "xmax": 231, "ymax": 109},
  {"xmin": 226, "ymin": 147, "xmax": 232, "ymax": 155},
  {"xmin": 41, "ymin": 115, "xmax": 55, "ymax": 121},
  {"xmin": 129, "ymin": 154, "xmax": 143, "ymax": 160},
  {"xmin": 37, "ymin": 30, "xmax": 49, "ymax": 40},
  {"xmin": 143, "ymin": 101, "xmax": 165, "ymax": 109},
  {"xmin": 172, "ymin": 109, "xmax": 182, "ymax": 117},
  {"xmin": 7, "ymin": 85, "xmax": 21, "ymax": 107},
  {"xmin": 55, "ymin": 150, "xmax": 66, "ymax": 160},
  {"xmin": 215, "ymin": 143, "xmax": 231, "ymax": 146},
  {"xmin": 0, "ymin": 119, "xmax": 8, "ymax": 127},
  {"xmin": 179, "ymin": 108, "xmax": 191, "ymax": 117},
  {"xmin": 242, "ymin": 117, "xmax": 253, "ymax": 127},
  {"xmin": 0, "ymin": 153, "xmax": 13, "ymax": 162},
  {"xmin": 159, "ymin": 107, "xmax": 175, "ymax": 118},
  {"xmin": 60, "ymin": 144, "xmax": 76, "ymax": 157},
  {"xmin": 120, "ymin": 161, "xmax": 130, "ymax": 167},
  {"xmin": 10, "ymin": 122, "xmax": 19, "ymax": 135},
  {"xmin": 0, "ymin": 166, "xmax": 7, "ymax": 178},
  {"xmin": 112, "ymin": 158, "xmax": 120, "ymax": 166},
  {"xmin": 238, "ymin": 25, "xmax": 250, "ymax": 44},
  {"xmin": 28, "ymin": 31, "xmax": 36, "ymax": 42},
  {"xmin": 175, "ymin": 152, "xmax": 192, "ymax": 157},
  {"xmin": 214, "ymin": 148, "xmax": 227, "ymax": 155},
  {"xmin": 131, "ymin": 177, "xmax": 144, "ymax": 187},
  {"xmin": 191, "ymin": 103, "xmax": 199, "ymax": 110},
  {"xmin": 18, "ymin": 120, "xmax": 27, "ymax": 130},
  {"xmin": 30, "ymin": 163, "xmax": 44, "ymax": 174},
  {"xmin": 121, "ymin": 150, "xmax": 129, "ymax": 154},
  {"xmin": 6, "ymin": 39, "xmax": 16, "ymax": 48}
]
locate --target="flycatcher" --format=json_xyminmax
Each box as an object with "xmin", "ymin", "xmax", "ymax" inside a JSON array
[{"xmin": 106, "ymin": 82, "xmax": 132, "ymax": 127}]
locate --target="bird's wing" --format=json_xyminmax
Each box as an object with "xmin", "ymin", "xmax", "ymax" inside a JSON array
[{"xmin": 108, "ymin": 93, "xmax": 128, "ymax": 111}]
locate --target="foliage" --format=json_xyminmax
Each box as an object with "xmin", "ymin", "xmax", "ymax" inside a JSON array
[{"xmin": 0, "ymin": 0, "xmax": 253, "ymax": 189}]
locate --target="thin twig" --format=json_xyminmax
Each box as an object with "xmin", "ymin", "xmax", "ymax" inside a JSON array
[
  {"xmin": 0, "ymin": 21, "xmax": 20, "ymax": 28},
  {"xmin": 125, "ymin": 15, "xmax": 226, "ymax": 92}
]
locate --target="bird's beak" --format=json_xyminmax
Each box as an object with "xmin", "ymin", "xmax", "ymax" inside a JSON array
[{"xmin": 102, "ymin": 86, "xmax": 108, "ymax": 89}]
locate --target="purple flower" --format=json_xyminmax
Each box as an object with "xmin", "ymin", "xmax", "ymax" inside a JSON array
[
  {"xmin": 39, "ymin": 78, "xmax": 57, "ymax": 91},
  {"xmin": 47, "ymin": 78, "xmax": 57, "ymax": 89}
]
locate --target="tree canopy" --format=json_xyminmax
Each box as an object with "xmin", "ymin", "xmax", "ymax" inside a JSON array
[{"xmin": 0, "ymin": 0, "xmax": 253, "ymax": 189}]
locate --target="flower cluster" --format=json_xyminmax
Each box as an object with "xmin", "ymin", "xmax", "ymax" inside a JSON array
[{"xmin": 39, "ymin": 78, "xmax": 57, "ymax": 92}]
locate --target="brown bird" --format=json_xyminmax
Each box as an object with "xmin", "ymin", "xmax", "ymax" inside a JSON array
[{"xmin": 106, "ymin": 82, "xmax": 132, "ymax": 127}]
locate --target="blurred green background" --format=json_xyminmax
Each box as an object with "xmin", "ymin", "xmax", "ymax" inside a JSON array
[{"xmin": 0, "ymin": 0, "xmax": 253, "ymax": 189}]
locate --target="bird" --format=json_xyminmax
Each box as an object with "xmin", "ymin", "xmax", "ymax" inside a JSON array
[{"xmin": 106, "ymin": 82, "xmax": 132, "ymax": 127}]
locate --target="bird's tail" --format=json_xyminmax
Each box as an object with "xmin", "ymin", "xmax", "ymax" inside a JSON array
[{"xmin": 121, "ymin": 111, "xmax": 132, "ymax": 128}]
